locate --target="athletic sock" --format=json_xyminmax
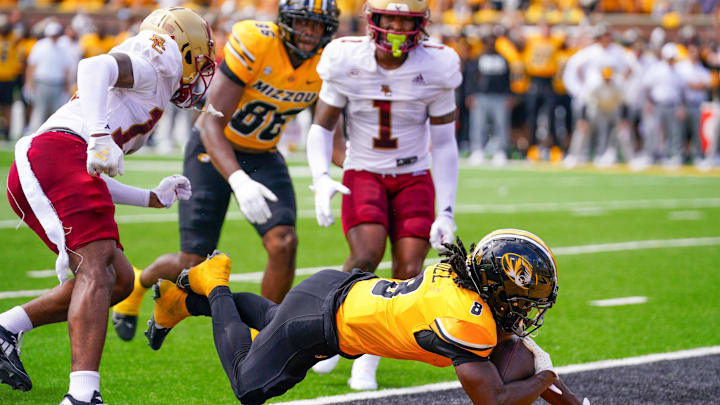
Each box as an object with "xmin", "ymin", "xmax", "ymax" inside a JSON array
[
  {"xmin": 351, "ymin": 354, "xmax": 380, "ymax": 380},
  {"xmin": 0, "ymin": 306, "xmax": 33, "ymax": 335},
  {"xmin": 185, "ymin": 292, "xmax": 211, "ymax": 316},
  {"xmin": 68, "ymin": 371, "xmax": 100, "ymax": 402},
  {"xmin": 112, "ymin": 267, "xmax": 148, "ymax": 316}
]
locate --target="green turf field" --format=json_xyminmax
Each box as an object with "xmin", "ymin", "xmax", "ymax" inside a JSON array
[{"xmin": 1, "ymin": 150, "xmax": 719, "ymax": 404}]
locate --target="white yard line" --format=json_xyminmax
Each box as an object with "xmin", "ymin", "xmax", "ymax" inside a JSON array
[
  {"xmin": 3, "ymin": 197, "xmax": 720, "ymax": 229},
  {"xmin": 589, "ymin": 296, "xmax": 649, "ymax": 307},
  {"xmin": 275, "ymin": 346, "xmax": 720, "ymax": 405}
]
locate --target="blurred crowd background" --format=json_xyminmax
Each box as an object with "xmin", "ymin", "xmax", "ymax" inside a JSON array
[{"xmin": 0, "ymin": 0, "xmax": 719, "ymax": 169}]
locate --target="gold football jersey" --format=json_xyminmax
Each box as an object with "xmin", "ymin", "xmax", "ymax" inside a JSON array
[
  {"xmin": 336, "ymin": 263, "xmax": 498, "ymax": 367},
  {"xmin": 223, "ymin": 20, "xmax": 322, "ymax": 151}
]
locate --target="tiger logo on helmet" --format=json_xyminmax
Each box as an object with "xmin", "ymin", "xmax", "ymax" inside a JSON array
[
  {"xmin": 277, "ymin": 0, "xmax": 340, "ymax": 60},
  {"xmin": 365, "ymin": 0, "xmax": 430, "ymax": 57},
  {"xmin": 466, "ymin": 229, "xmax": 558, "ymax": 337},
  {"xmin": 140, "ymin": 7, "xmax": 216, "ymax": 108}
]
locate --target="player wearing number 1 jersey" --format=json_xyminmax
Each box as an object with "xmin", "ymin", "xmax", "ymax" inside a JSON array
[
  {"xmin": 110, "ymin": 0, "xmax": 340, "ymax": 346},
  {"xmin": 306, "ymin": 0, "xmax": 461, "ymax": 389},
  {"xmin": 1, "ymin": 8, "xmax": 214, "ymax": 404}
]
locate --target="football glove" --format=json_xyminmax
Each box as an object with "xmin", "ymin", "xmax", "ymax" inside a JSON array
[
  {"xmin": 228, "ymin": 170, "xmax": 278, "ymax": 225},
  {"xmin": 310, "ymin": 174, "xmax": 350, "ymax": 227},
  {"xmin": 151, "ymin": 175, "xmax": 192, "ymax": 208},
  {"xmin": 522, "ymin": 337, "xmax": 558, "ymax": 379},
  {"xmin": 429, "ymin": 214, "xmax": 456, "ymax": 251},
  {"xmin": 86, "ymin": 134, "xmax": 124, "ymax": 177}
]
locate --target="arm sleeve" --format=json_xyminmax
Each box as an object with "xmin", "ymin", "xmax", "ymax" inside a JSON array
[
  {"xmin": 430, "ymin": 121, "xmax": 459, "ymax": 217},
  {"xmin": 76, "ymin": 54, "xmax": 119, "ymax": 135},
  {"xmin": 101, "ymin": 175, "xmax": 150, "ymax": 207},
  {"xmin": 306, "ymin": 124, "xmax": 334, "ymax": 181}
]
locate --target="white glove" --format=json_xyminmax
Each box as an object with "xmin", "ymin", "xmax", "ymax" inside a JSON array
[
  {"xmin": 86, "ymin": 134, "xmax": 124, "ymax": 177},
  {"xmin": 522, "ymin": 337, "xmax": 558, "ymax": 379},
  {"xmin": 429, "ymin": 214, "xmax": 457, "ymax": 251},
  {"xmin": 228, "ymin": 170, "xmax": 278, "ymax": 225},
  {"xmin": 583, "ymin": 398, "xmax": 590, "ymax": 405},
  {"xmin": 310, "ymin": 174, "xmax": 350, "ymax": 227},
  {"xmin": 152, "ymin": 174, "xmax": 192, "ymax": 208}
]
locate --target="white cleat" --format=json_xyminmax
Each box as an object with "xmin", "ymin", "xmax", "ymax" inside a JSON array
[
  {"xmin": 348, "ymin": 376, "xmax": 378, "ymax": 391},
  {"xmin": 311, "ymin": 354, "xmax": 340, "ymax": 374},
  {"xmin": 348, "ymin": 354, "xmax": 380, "ymax": 390}
]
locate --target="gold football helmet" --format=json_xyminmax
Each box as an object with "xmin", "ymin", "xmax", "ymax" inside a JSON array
[
  {"xmin": 140, "ymin": 7, "xmax": 216, "ymax": 108},
  {"xmin": 467, "ymin": 229, "xmax": 558, "ymax": 337},
  {"xmin": 365, "ymin": 0, "xmax": 430, "ymax": 56}
]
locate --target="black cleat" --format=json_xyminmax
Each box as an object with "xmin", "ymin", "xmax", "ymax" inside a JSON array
[
  {"xmin": 0, "ymin": 325, "xmax": 32, "ymax": 392},
  {"xmin": 144, "ymin": 317, "xmax": 173, "ymax": 351},
  {"xmin": 59, "ymin": 390, "xmax": 105, "ymax": 404},
  {"xmin": 111, "ymin": 312, "xmax": 137, "ymax": 341},
  {"xmin": 175, "ymin": 268, "xmax": 191, "ymax": 293}
]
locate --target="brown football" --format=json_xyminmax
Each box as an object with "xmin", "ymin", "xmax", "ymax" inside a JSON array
[{"xmin": 490, "ymin": 335, "xmax": 535, "ymax": 383}]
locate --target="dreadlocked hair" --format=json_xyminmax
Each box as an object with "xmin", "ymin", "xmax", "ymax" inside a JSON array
[{"xmin": 439, "ymin": 236, "xmax": 479, "ymax": 293}]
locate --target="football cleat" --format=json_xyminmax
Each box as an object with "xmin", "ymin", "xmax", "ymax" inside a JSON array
[
  {"xmin": 59, "ymin": 390, "xmax": 105, "ymax": 405},
  {"xmin": 144, "ymin": 280, "xmax": 190, "ymax": 351},
  {"xmin": 179, "ymin": 251, "xmax": 231, "ymax": 297},
  {"xmin": 0, "ymin": 325, "xmax": 31, "ymax": 392},
  {"xmin": 111, "ymin": 266, "xmax": 149, "ymax": 341},
  {"xmin": 111, "ymin": 312, "xmax": 137, "ymax": 342}
]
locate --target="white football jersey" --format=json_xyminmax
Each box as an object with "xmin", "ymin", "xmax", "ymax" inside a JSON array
[
  {"xmin": 317, "ymin": 36, "xmax": 461, "ymax": 174},
  {"xmin": 38, "ymin": 30, "xmax": 183, "ymax": 154}
]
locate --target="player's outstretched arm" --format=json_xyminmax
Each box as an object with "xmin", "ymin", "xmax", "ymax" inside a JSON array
[
  {"xmin": 428, "ymin": 110, "xmax": 459, "ymax": 250},
  {"xmin": 196, "ymin": 68, "xmax": 277, "ymax": 225},
  {"xmin": 455, "ymin": 361, "xmax": 555, "ymax": 405},
  {"xmin": 307, "ymin": 99, "xmax": 349, "ymax": 227}
]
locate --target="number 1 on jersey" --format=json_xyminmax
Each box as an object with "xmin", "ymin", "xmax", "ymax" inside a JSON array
[{"xmin": 372, "ymin": 100, "xmax": 397, "ymax": 149}]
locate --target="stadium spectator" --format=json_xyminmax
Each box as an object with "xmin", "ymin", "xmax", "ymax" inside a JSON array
[
  {"xmin": 58, "ymin": 25, "xmax": 83, "ymax": 92},
  {"xmin": 465, "ymin": 29, "xmax": 512, "ymax": 165},
  {"xmin": 25, "ymin": 20, "xmax": 72, "ymax": 134},
  {"xmin": 0, "ymin": 14, "xmax": 22, "ymax": 141},
  {"xmin": 306, "ymin": 0, "xmax": 460, "ymax": 389},
  {"xmin": 523, "ymin": 20, "xmax": 564, "ymax": 162},
  {"xmin": 675, "ymin": 42, "xmax": 712, "ymax": 166},
  {"xmin": 640, "ymin": 42, "xmax": 686, "ymax": 168},
  {"xmin": 115, "ymin": 0, "xmax": 340, "ymax": 343},
  {"xmin": 143, "ymin": 230, "xmax": 589, "ymax": 405},
  {"xmin": 0, "ymin": 7, "xmax": 214, "ymax": 403}
]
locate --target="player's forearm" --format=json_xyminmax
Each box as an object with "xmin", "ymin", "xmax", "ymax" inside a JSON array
[
  {"xmin": 197, "ymin": 119, "xmax": 243, "ymax": 180},
  {"xmin": 101, "ymin": 174, "xmax": 150, "ymax": 207},
  {"xmin": 540, "ymin": 377, "xmax": 583, "ymax": 405},
  {"xmin": 429, "ymin": 122, "xmax": 459, "ymax": 217},
  {"xmin": 77, "ymin": 55, "xmax": 119, "ymax": 136},
  {"xmin": 306, "ymin": 124, "xmax": 334, "ymax": 181},
  {"xmin": 496, "ymin": 370, "xmax": 555, "ymax": 405}
]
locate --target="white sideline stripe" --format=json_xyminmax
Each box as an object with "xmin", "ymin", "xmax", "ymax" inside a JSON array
[
  {"xmin": 15, "ymin": 236, "xmax": 720, "ymax": 284},
  {"xmin": 3, "ymin": 197, "xmax": 720, "ymax": 229},
  {"xmin": 668, "ymin": 210, "xmax": 704, "ymax": 220},
  {"xmin": 0, "ymin": 289, "xmax": 50, "ymax": 299},
  {"xmin": 590, "ymin": 296, "xmax": 648, "ymax": 307},
  {"xmin": 275, "ymin": 346, "xmax": 720, "ymax": 405}
]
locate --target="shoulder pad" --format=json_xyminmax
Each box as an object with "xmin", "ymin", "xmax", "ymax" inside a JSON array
[
  {"xmin": 116, "ymin": 31, "xmax": 182, "ymax": 80},
  {"xmin": 417, "ymin": 41, "xmax": 462, "ymax": 90},
  {"xmin": 225, "ymin": 20, "xmax": 277, "ymax": 82},
  {"xmin": 317, "ymin": 36, "xmax": 369, "ymax": 82}
]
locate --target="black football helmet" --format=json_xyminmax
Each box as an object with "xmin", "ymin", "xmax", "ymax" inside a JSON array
[
  {"xmin": 277, "ymin": 0, "xmax": 340, "ymax": 60},
  {"xmin": 466, "ymin": 229, "xmax": 558, "ymax": 337}
]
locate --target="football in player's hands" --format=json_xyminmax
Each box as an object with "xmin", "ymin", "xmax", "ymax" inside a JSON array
[{"xmin": 490, "ymin": 335, "xmax": 535, "ymax": 383}]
